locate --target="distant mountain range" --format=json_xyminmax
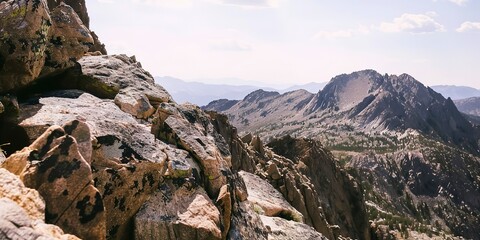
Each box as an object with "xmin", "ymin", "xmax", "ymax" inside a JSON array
[
  {"xmin": 205, "ymin": 70, "xmax": 478, "ymax": 152},
  {"xmin": 155, "ymin": 76, "xmax": 326, "ymax": 106},
  {"xmin": 430, "ymin": 85, "xmax": 480, "ymax": 100},
  {"xmin": 203, "ymin": 69, "xmax": 480, "ymax": 239}
]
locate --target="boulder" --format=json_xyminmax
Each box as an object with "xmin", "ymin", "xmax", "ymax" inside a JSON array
[
  {"xmin": 0, "ymin": 168, "xmax": 79, "ymax": 240},
  {"xmin": 0, "ymin": 0, "xmax": 51, "ymax": 92},
  {"xmin": 260, "ymin": 216, "xmax": 328, "ymax": 240},
  {"xmin": 239, "ymin": 171, "xmax": 303, "ymax": 222},
  {"xmin": 228, "ymin": 201, "xmax": 269, "ymax": 240},
  {"xmin": 0, "ymin": 168, "xmax": 45, "ymax": 221},
  {"xmin": 1, "ymin": 123, "xmax": 106, "ymax": 240},
  {"xmin": 60, "ymin": 54, "xmax": 171, "ymax": 107},
  {"xmin": 17, "ymin": 91, "xmax": 170, "ymax": 239},
  {"xmin": 152, "ymin": 103, "xmax": 231, "ymax": 197},
  {"xmin": 114, "ymin": 87, "xmax": 155, "ymax": 119},
  {"xmin": 41, "ymin": 2, "xmax": 93, "ymax": 77},
  {"xmin": 0, "ymin": 198, "xmax": 80, "ymax": 240},
  {"xmin": 134, "ymin": 181, "xmax": 222, "ymax": 240}
]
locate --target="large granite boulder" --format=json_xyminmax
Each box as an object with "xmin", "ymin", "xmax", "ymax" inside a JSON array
[
  {"xmin": 17, "ymin": 91, "xmax": 170, "ymax": 239},
  {"xmin": 0, "ymin": 168, "xmax": 80, "ymax": 240},
  {"xmin": 41, "ymin": 2, "xmax": 93, "ymax": 77},
  {"xmin": 1, "ymin": 122, "xmax": 106, "ymax": 240},
  {"xmin": 0, "ymin": 0, "xmax": 52, "ymax": 92},
  {"xmin": 152, "ymin": 103, "xmax": 231, "ymax": 197},
  {"xmin": 59, "ymin": 54, "xmax": 171, "ymax": 109},
  {"xmin": 239, "ymin": 171, "xmax": 303, "ymax": 222},
  {"xmin": 0, "ymin": 0, "xmax": 94, "ymax": 94},
  {"xmin": 135, "ymin": 181, "xmax": 222, "ymax": 240}
]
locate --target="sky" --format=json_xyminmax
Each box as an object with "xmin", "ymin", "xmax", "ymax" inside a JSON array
[{"xmin": 86, "ymin": 0, "xmax": 480, "ymax": 88}]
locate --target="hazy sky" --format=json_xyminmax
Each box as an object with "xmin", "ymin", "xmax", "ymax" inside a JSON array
[{"xmin": 86, "ymin": 0, "xmax": 480, "ymax": 88}]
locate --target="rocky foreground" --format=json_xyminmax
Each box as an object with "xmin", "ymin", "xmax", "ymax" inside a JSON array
[{"xmin": 0, "ymin": 1, "xmax": 375, "ymax": 239}]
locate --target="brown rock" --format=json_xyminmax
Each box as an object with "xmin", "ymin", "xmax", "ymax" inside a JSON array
[
  {"xmin": 41, "ymin": 2, "xmax": 93, "ymax": 77},
  {"xmin": 2, "ymin": 123, "xmax": 106, "ymax": 240},
  {"xmin": 0, "ymin": 198, "xmax": 80, "ymax": 240},
  {"xmin": 0, "ymin": 0, "xmax": 51, "ymax": 92},
  {"xmin": 216, "ymin": 184, "xmax": 232, "ymax": 239},
  {"xmin": 17, "ymin": 91, "xmax": 170, "ymax": 239},
  {"xmin": 153, "ymin": 103, "xmax": 231, "ymax": 197},
  {"xmin": 0, "ymin": 166, "xmax": 79, "ymax": 240},
  {"xmin": 0, "ymin": 168, "xmax": 45, "ymax": 221},
  {"xmin": 114, "ymin": 87, "xmax": 155, "ymax": 119}
]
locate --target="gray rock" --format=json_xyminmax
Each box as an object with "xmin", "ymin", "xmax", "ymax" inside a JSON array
[
  {"xmin": 260, "ymin": 216, "xmax": 328, "ymax": 240},
  {"xmin": 135, "ymin": 181, "xmax": 222, "ymax": 240},
  {"xmin": 239, "ymin": 171, "xmax": 303, "ymax": 222},
  {"xmin": 62, "ymin": 54, "xmax": 171, "ymax": 107}
]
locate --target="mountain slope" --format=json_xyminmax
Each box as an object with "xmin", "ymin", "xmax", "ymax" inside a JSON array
[
  {"xmin": 207, "ymin": 70, "xmax": 479, "ymax": 153},
  {"xmin": 454, "ymin": 97, "xmax": 480, "ymax": 116},
  {"xmin": 206, "ymin": 69, "xmax": 480, "ymax": 239}
]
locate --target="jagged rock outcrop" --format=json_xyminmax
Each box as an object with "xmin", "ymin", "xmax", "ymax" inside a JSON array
[
  {"xmin": 57, "ymin": 54, "xmax": 172, "ymax": 110},
  {"xmin": 0, "ymin": 0, "xmax": 96, "ymax": 93},
  {"xmin": 0, "ymin": 168, "xmax": 79, "ymax": 240},
  {"xmin": 135, "ymin": 181, "xmax": 222, "ymax": 240},
  {"xmin": 267, "ymin": 136, "xmax": 370, "ymax": 240},
  {"xmin": 239, "ymin": 171, "xmax": 303, "ymax": 222},
  {"xmin": 208, "ymin": 112, "xmax": 371, "ymax": 240},
  {"xmin": 16, "ymin": 91, "xmax": 169, "ymax": 239},
  {"xmin": 2, "ymin": 121, "xmax": 107, "ymax": 239}
]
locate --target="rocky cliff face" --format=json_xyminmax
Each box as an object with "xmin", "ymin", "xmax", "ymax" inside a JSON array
[
  {"xmin": 0, "ymin": 1, "xmax": 371, "ymax": 239},
  {"xmin": 206, "ymin": 70, "xmax": 480, "ymax": 239}
]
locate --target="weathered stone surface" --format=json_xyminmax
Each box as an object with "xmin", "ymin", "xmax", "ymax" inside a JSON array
[
  {"xmin": 135, "ymin": 181, "xmax": 222, "ymax": 240},
  {"xmin": 114, "ymin": 87, "xmax": 155, "ymax": 119},
  {"xmin": 0, "ymin": 168, "xmax": 45, "ymax": 221},
  {"xmin": 164, "ymin": 146, "xmax": 198, "ymax": 179},
  {"xmin": 260, "ymin": 216, "xmax": 328, "ymax": 240},
  {"xmin": 0, "ymin": 166, "xmax": 80, "ymax": 240},
  {"xmin": 19, "ymin": 92, "xmax": 168, "ymax": 164},
  {"xmin": 268, "ymin": 136, "xmax": 371, "ymax": 240},
  {"xmin": 1, "ymin": 123, "xmax": 106, "ymax": 240},
  {"xmin": 17, "ymin": 91, "xmax": 170, "ymax": 239},
  {"xmin": 61, "ymin": 54, "xmax": 171, "ymax": 106},
  {"xmin": 93, "ymin": 162, "xmax": 165, "ymax": 239},
  {"xmin": 216, "ymin": 184, "xmax": 232, "ymax": 239},
  {"xmin": 153, "ymin": 103, "xmax": 231, "ymax": 196},
  {"xmin": 0, "ymin": 0, "xmax": 51, "ymax": 92},
  {"xmin": 228, "ymin": 201, "xmax": 269, "ymax": 240},
  {"xmin": 239, "ymin": 171, "xmax": 303, "ymax": 222},
  {"xmin": 41, "ymin": 2, "xmax": 93, "ymax": 77},
  {"xmin": 0, "ymin": 198, "xmax": 80, "ymax": 240}
]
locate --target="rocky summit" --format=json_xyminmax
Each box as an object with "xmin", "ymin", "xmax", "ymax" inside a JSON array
[
  {"xmin": 206, "ymin": 70, "xmax": 480, "ymax": 239},
  {"xmin": 0, "ymin": 1, "xmax": 381, "ymax": 240}
]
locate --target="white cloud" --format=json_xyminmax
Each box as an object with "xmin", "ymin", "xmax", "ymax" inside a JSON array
[
  {"xmin": 379, "ymin": 13, "xmax": 445, "ymax": 34},
  {"xmin": 448, "ymin": 0, "xmax": 468, "ymax": 6},
  {"xmin": 209, "ymin": 39, "xmax": 253, "ymax": 51},
  {"xmin": 456, "ymin": 21, "xmax": 480, "ymax": 32},
  {"xmin": 208, "ymin": 0, "xmax": 280, "ymax": 8},
  {"xmin": 313, "ymin": 25, "xmax": 370, "ymax": 40}
]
